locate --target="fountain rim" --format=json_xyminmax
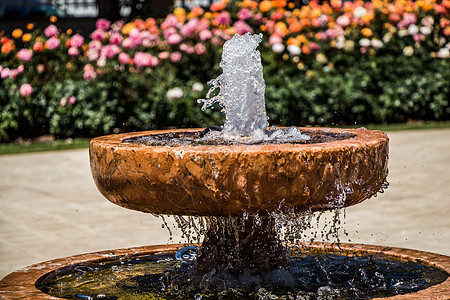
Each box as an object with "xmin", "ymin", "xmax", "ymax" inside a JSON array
[
  {"xmin": 90, "ymin": 127, "xmax": 388, "ymax": 152},
  {"xmin": 0, "ymin": 242, "xmax": 448, "ymax": 299}
]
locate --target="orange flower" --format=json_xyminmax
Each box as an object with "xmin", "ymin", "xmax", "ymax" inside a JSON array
[
  {"xmin": 331, "ymin": 0, "xmax": 342, "ymax": 9},
  {"xmin": 144, "ymin": 18, "xmax": 156, "ymax": 29},
  {"xmin": 259, "ymin": 0, "xmax": 273, "ymax": 13},
  {"xmin": 50, "ymin": 16, "xmax": 57, "ymax": 23},
  {"xmin": 1, "ymin": 37, "xmax": 8, "ymax": 44},
  {"xmin": 289, "ymin": 21, "xmax": 302, "ymax": 32},
  {"xmin": 204, "ymin": 12, "xmax": 213, "ymax": 19},
  {"xmin": 287, "ymin": 37, "xmax": 300, "ymax": 46},
  {"xmin": 444, "ymin": 26, "xmax": 450, "ymax": 36},
  {"xmin": 12, "ymin": 29, "xmax": 23, "ymax": 39},
  {"xmin": 321, "ymin": 4, "xmax": 333, "ymax": 14},
  {"xmin": 1, "ymin": 41, "xmax": 14, "ymax": 54},
  {"xmin": 66, "ymin": 28, "xmax": 72, "ymax": 35},
  {"xmin": 301, "ymin": 44, "xmax": 311, "ymax": 54},
  {"xmin": 210, "ymin": 0, "xmax": 227, "ymax": 11},
  {"xmin": 190, "ymin": 6, "xmax": 204, "ymax": 17},
  {"xmin": 273, "ymin": 0, "xmax": 287, "ymax": 8},
  {"xmin": 22, "ymin": 33, "xmax": 32, "ymax": 42},
  {"xmin": 134, "ymin": 19, "xmax": 145, "ymax": 29},
  {"xmin": 122, "ymin": 22, "xmax": 134, "ymax": 35},
  {"xmin": 26, "ymin": 23, "xmax": 34, "ymax": 30},
  {"xmin": 361, "ymin": 28, "xmax": 373, "ymax": 37},
  {"xmin": 225, "ymin": 27, "xmax": 237, "ymax": 35},
  {"xmin": 310, "ymin": 8, "xmax": 322, "ymax": 18},
  {"xmin": 241, "ymin": 0, "xmax": 258, "ymax": 9}
]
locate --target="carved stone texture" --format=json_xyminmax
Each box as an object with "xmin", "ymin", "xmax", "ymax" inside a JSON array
[
  {"xmin": 89, "ymin": 127, "xmax": 389, "ymax": 216},
  {"xmin": 1, "ymin": 243, "xmax": 448, "ymax": 299}
]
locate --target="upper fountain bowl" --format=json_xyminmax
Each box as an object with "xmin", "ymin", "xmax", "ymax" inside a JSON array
[{"xmin": 89, "ymin": 127, "xmax": 388, "ymax": 216}]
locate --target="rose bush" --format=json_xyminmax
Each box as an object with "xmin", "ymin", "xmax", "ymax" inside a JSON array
[{"xmin": 0, "ymin": 0, "xmax": 449, "ymax": 141}]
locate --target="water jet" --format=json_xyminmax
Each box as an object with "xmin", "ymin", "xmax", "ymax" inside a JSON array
[{"xmin": 1, "ymin": 33, "xmax": 448, "ymax": 299}]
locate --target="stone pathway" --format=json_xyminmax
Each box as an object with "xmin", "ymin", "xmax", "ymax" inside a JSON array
[{"xmin": 1, "ymin": 128, "xmax": 449, "ymax": 279}]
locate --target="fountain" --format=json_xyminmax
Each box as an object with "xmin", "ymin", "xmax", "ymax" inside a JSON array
[{"xmin": 0, "ymin": 33, "xmax": 449, "ymax": 299}]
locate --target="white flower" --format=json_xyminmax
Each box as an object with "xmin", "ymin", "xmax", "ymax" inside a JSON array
[
  {"xmin": 353, "ymin": 7, "xmax": 367, "ymax": 18},
  {"xmin": 272, "ymin": 43, "xmax": 285, "ymax": 53},
  {"xmin": 407, "ymin": 24, "xmax": 419, "ymax": 35},
  {"xmin": 398, "ymin": 29, "xmax": 408, "ymax": 37},
  {"xmin": 403, "ymin": 46, "xmax": 414, "ymax": 56},
  {"xmin": 96, "ymin": 56, "xmax": 106, "ymax": 67},
  {"xmin": 287, "ymin": 45, "xmax": 301, "ymax": 55},
  {"xmin": 371, "ymin": 39, "xmax": 383, "ymax": 49},
  {"xmin": 336, "ymin": 40, "xmax": 345, "ymax": 49},
  {"xmin": 446, "ymin": 43, "xmax": 450, "ymax": 49},
  {"xmin": 167, "ymin": 87, "xmax": 183, "ymax": 99},
  {"xmin": 359, "ymin": 38, "xmax": 371, "ymax": 47},
  {"xmin": 437, "ymin": 48, "xmax": 449, "ymax": 59},
  {"xmin": 344, "ymin": 40, "xmax": 355, "ymax": 51},
  {"xmin": 383, "ymin": 33, "xmax": 392, "ymax": 43},
  {"xmin": 192, "ymin": 82, "xmax": 204, "ymax": 92},
  {"xmin": 420, "ymin": 26, "xmax": 431, "ymax": 35}
]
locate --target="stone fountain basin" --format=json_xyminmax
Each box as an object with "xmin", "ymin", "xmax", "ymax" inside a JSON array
[
  {"xmin": 89, "ymin": 127, "xmax": 388, "ymax": 216},
  {"xmin": 0, "ymin": 243, "xmax": 448, "ymax": 299}
]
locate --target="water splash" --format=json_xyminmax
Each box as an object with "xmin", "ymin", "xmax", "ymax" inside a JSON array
[
  {"xmin": 198, "ymin": 33, "xmax": 268, "ymax": 138},
  {"xmin": 198, "ymin": 33, "xmax": 309, "ymax": 143}
]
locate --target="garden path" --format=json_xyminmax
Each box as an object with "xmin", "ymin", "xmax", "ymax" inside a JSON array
[{"xmin": 1, "ymin": 128, "xmax": 449, "ymax": 279}]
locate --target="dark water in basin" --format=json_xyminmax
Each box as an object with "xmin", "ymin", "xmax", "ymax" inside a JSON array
[{"xmin": 37, "ymin": 248, "xmax": 447, "ymax": 300}]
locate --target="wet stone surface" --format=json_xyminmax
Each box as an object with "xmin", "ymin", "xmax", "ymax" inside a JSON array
[
  {"xmin": 122, "ymin": 128, "xmax": 356, "ymax": 147},
  {"xmin": 37, "ymin": 250, "xmax": 448, "ymax": 300}
]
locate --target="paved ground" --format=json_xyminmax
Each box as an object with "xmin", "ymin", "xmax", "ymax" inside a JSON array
[{"xmin": 1, "ymin": 128, "xmax": 449, "ymax": 279}]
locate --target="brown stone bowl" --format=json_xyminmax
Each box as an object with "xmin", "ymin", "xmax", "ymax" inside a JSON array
[
  {"xmin": 0, "ymin": 243, "xmax": 448, "ymax": 299},
  {"xmin": 89, "ymin": 127, "xmax": 389, "ymax": 216}
]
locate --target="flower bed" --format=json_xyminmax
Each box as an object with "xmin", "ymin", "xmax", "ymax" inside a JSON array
[{"xmin": 0, "ymin": 0, "xmax": 449, "ymax": 142}]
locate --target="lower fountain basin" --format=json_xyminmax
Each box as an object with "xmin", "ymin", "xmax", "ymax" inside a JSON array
[
  {"xmin": 0, "ymin": 243, "xmax": 448, "ymax": 299},
  {"xmin": 89, "ymin": 127, "xmax": 389, "ymax": 216}
]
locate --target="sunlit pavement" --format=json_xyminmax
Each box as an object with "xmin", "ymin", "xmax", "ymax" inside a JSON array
[{"xmin": 1, "ymin": 128, "xmax": 449, "ymax": 279}]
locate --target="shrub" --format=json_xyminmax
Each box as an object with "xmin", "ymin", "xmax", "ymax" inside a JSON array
[{"xmin": 0, "ymin": 0, "xmax": 449, "ymax": 142}]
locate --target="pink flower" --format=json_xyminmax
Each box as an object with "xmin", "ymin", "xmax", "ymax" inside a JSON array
[
  {"xmin": 68, "ymin": 96, "xmax": 76, "ymax": 104},
  {"xmin": 89, "ymin": 40, "xmax": 102, "ymax": 51},
  {"xmin": 69, "ymin": 34, "xmax": 84, "ymax": 48},
  {"xmin": 9, "ymin": 70, "xmax": 18, "ymax": 78},
  {"xmin": 269, "ymin": 34, "xmax": 283, "ymax": 45},
  {"xmin": 158, "ymin": 51, "xmax": 170, "ymax": 59},
  {"xmin": 237, "ymin": 8, "xmax": 252, "ymax": 20},
  {"xmin": 134, "ymin": 52, "xmax": 158, "ymax": 67},
  {"xmin": 45, "ymin": 37, "xmax": 60, "ymax": 50},
  {"xmin": 17, "ymin": 48, "xmax": 33, "ymax": 61},
  {"xmin": 83, "ymin": 64, "xmax": 96, "ymax": 80},
  {"xmin": 37, "ymin": 64, "xmax": 44, "ymax": 73},
  {"xmin": 122, "ymin": 38, "xmax": 136, "ymax": 49},
  {"xmin": 109, "ymin": 32, "xmax": 123, "ymax": 45},
  {"xmin": 68, "ymin": 47, "xmax": 79, "ymax": 56},
  {"xmin": 181, "ymin": 18, "xmax": 199, "ymax": 37},
  {"xmin": 118, "ymin": 52, "xmax": 131, "ymax": 64},
  {"xmin": 336, "ymin": 15, "xmax": 350, "ymax": 27},
  {"xmin": 403, "ymin": 13, "xmax": 417, "ymax": 26},
  {"xmin": 163, "ymin": 27, "xmax": 178, "ymax": 40},
  {"xmin": 86, "ymin": 49, "xmax": 99, "ymax": 61},
  {"xmin": 96, "ymin": 18, "xmax": 111, "ymax": 30},
  {"xmin": 111, "ymin": 20, "xmax": 124, "ymax": 31},
  {"xmin": 216, "ymin": 11, "xmax": 231, "ymax": 25},
  {"xmin": 17, "ymin": 65, "xmax": 24, "ymax": 73},
  {"xmin": 360, "ymin": 47, "xmax": 367, "ymax": 54},
  {"xmin": 1, "ymin": 68, "xmax": 10, "ymax": 78},
  {"xmin": 199, "ymin": 29, "xmax": 212, "ymax": 40},
  {"xmin": 309, "ymin": 42, "xmax": 320, "ymax": 51},
  {"xmin": 19, "ymin": 83, "xmax": 33, "ymax": 97},
  {"xmin": 161, "ymin": 14, "xmax": 180, "ymax": 29},
  {"xmin": 195, "ymin": 43, "xmax": 206, "ymax": 55},
  {"xmin": 44, "ymin": 24, "xmax": 58, "ymax": 37},
  {"xmin": 170, "ymin": 51, "xmax": 182, "ymax": 63},
  {"xmin": 91, "ymin": 29, "xmax": 106, "ymax": 41},
  {"xmin": 100, "ymin": 44, "xmax": 120, "ymax": 58},
  {"xmin": 233, "ymin": 20, "xmax": 253, "ymax": 35},
  {"xmin": 179, "ymin": 43, "xmax": 189, "ymax": 52},
  {"xmin": 167, "ymin": 33, "xmax": 182, "ymax": 45}
]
